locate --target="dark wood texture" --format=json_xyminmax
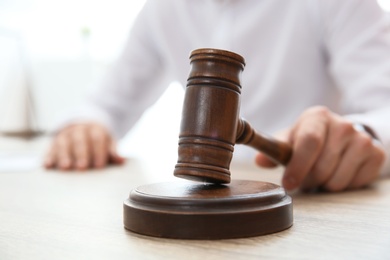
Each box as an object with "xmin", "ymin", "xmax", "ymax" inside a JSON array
[
  {"xmin": 123, "ymin": 180, "xmax": 293, "ymax": 239},
  {"xmin": 236, "ymin": 119, "xmax": 292, "ymax": 165},
  {"xmin": 123, "ymin": 48, "xmax": 293, "ymax": 240},
  {"xmin": 174, "ymin": 48, "xmax": 292, "ymax": 184}
]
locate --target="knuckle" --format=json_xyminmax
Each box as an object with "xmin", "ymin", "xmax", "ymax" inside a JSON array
[
  {"xmin": 90, "ymin": 131, "xmax": 102, "ymax": 142},
  {"xmin": 72, "ymin": 128, "xmax": 86, "ymax": 142},
  {"xmin": 301, "ymin": 131, "xmax": 323, "ymax": 150},
  {"xmin": 305, "ymin": 106, "xmax": 331, "ymax": 118},
  {"xmin": 59, "ymin": 125, "xmax": 77, "ymax": 137},
  {"xmin": 355, "ymin": 134, "xmax": 373, "ymax": 150},
  {"xmin": 90, "ymin": 126, "xmax": 106, "ymax": 142},
  {"xmin": 56, "ymin": 136, "xmax": 68, "ymax": 149},
  {"xmin": 56, "ymin": 131, "xmax": 69, "ymax": 142},
  {"xmin": 337, "ymin": 121, "xmax": 355, "ymax": 137}
]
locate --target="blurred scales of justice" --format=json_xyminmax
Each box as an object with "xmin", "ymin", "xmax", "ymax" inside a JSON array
[
  {"xmin": 0, "ymin": 30, "xmax": 41, "ymax": 172},
  {"xmin": 0, "ymin": 30, "xmax": 40, "ymax": 138}
]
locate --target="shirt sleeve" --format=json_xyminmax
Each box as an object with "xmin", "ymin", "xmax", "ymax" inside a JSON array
[
  {"xmin": 320, "ymin": 0, "xmax": 390, "ymax": 175},
  {"xmin": 53, "ymin": 0, "xmax": 172, "ymax": 139}
]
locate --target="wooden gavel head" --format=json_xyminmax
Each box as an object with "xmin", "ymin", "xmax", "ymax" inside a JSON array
[{"xmin": 174, "ymin": 48, "xmax": 292, "ymax": 184}]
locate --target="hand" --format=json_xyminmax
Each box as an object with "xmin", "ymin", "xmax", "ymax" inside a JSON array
[
  {"xmin": 44, "ymin": 122, "xmax": 125, "ymax": 170},
  {"xmin": 255, "ymin": 106, "xmax": 385, "ymax": 192}
]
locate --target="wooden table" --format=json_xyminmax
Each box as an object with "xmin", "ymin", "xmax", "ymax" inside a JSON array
[{"xmin": 0, "ymin": 136, "xmax": 389, "ymax": 259}]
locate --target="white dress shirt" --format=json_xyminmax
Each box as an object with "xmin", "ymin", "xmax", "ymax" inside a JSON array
[{"xmin": 64, "ymin": 0, "xmax": 390, "ymax": 174}]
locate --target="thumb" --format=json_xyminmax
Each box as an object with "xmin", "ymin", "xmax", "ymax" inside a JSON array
[
  {"xmin": 254, "ymin": 128, "xmax": 291, "ymax": 168},
  {"xmin": 255, "ymin": 152, "xmax": 278, "ymax": 168}
]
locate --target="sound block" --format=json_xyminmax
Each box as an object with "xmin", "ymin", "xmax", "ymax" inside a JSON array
[{"xmin": 123, "ymin": 180, "xmax": 293, "ymax": 239}]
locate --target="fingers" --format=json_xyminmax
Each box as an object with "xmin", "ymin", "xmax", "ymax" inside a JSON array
[
  {"xmin": 348, "ymin": 146, "xmax": 385, "ymax": 189},
  {"xmin": 89, "ymin": 126, "xmax": 125, "ymax": 166},
  {"xmin": 56, "ymin": 130, "xmax": 73, "ymax": 170},
  {"xmin": 321, "ymin": 134, "xmax": 371, "ymax": 191},
  {"xmin": 301, "ymin": 119, "xmax": 353, "ymax": 190},
  {"xmin": 90, "ymin": 126, "xmax": 109, "ymax": 168},
  {"xmin": 255, "ymin": 153, "xmax": 278, "ymax": 168},
  {"xmin": 108, "ymin": 144, "xmax": 125, "ymax": 165},
  {"xmin": 44, "ymin": 126, "xmax": 79, "ymax": 170},
  {"xmin": 72, "ymin": 125, "xmax": 90, "ymax": 170},
  {"xmin": 282, "ymin": 107, "xmax": 328, "ymax": 190},
  {"xmin": 322, "ymin": 132, "xmax": 385, "ymax": 191},
  {"xmin": 278, "ymin": 106, "xmax": 385, "ymax": 192},
  {"xmin": 44, "ymin": 123, "xmax": 124, "ymax": 171}
]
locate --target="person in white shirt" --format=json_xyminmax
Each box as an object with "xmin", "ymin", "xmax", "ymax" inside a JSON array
[{"xmin": 44, "ymin": 0, "xmax": 390, "ymax": 192}]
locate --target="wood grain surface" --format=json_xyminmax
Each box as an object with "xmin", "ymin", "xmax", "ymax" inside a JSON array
[{"xmin": 0, "ymin": 137, "xmax": 389, "ymax": 259}]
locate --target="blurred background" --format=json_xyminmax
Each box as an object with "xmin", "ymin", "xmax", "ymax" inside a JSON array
[
  {"xmin": 0, "ymin": 0, "xmax": 389, "ymax": 162},
  {"xmin": 0, "ymin": 0, "xmax": 184, "ymax": 162}
]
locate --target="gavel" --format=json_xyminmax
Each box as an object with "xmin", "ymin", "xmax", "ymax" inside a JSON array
[
  {"xmin": 174, "ymin": 48, "xmax": 292, "ymax": 184},
  {"xmin": 123, "ymin": 48, "xmax": 294, "ymax": 239}
]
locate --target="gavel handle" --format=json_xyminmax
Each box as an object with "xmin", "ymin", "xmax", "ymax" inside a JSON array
[{"xmin": 236, "ymin": 118, "xmax": 292, "ymax": 166}]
